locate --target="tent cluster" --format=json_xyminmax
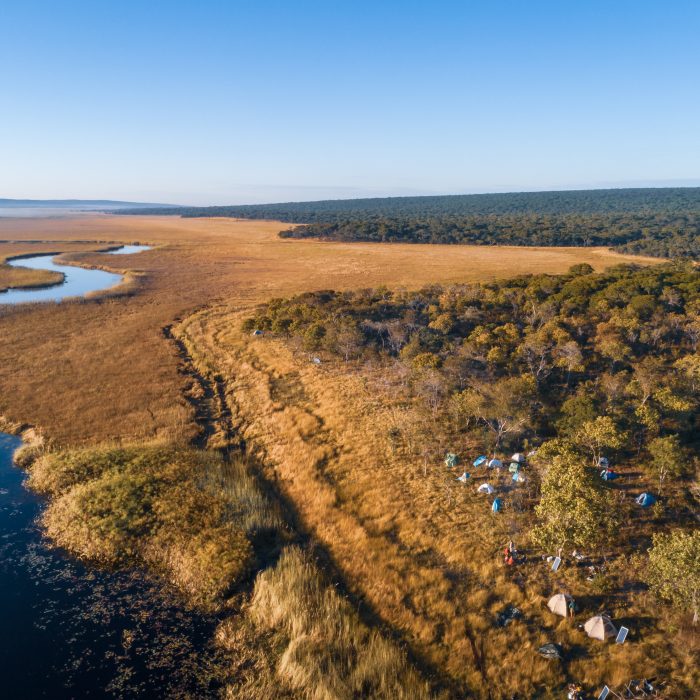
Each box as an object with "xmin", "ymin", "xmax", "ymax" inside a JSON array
[
  {"xmin": 547, "ymin": 595, "xmax": 621, "ymax": 642},
  {"xmin": 445, "ymin": 450, "xmax": 530, "ymax": 514}
]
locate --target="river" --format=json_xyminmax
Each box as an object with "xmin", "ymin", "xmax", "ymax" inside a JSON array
[
  {"xmin": 0, "ymin": 245, "xmax": 225, "ymax": 697},
  {"xmin": 2, "ymin": 245, "xmax": 151, "ymax": 304}
]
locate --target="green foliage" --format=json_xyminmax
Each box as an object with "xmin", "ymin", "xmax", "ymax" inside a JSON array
[
  {"xmin": 576, "ymin": 415, "xmax": 627, "ymax": 465},
  {"xmin": 532, "ymin": 442, "xmax": 616, "ymax": 552},
  {"xmin": 645, "ymin": 530, "xmax": 700, "ymax": 622},
  {"xmin": 33, "ymin": 446, "xmax": 255, "ymax": 608},
  {"xmin": 245, "ymin": 263, "xmax": 700, "ymax": 464},
  {"xmin": 647, "ymin": 435, "xmax": 688, "ymax": 483}
]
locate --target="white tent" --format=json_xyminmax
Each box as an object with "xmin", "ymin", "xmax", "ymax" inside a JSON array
[
  {"xmin": 488, "ymin": 458, "xmax": 503, "ymax": 468},
  {"xmin": 547, "ymin": 593, "xmax": 572, "ymax": 617},
  {"xmin": 477, "ymin": 483, "xmax": 495, "ymax": 494},
  {"xmin": 511, "ymin": 453, "xmax": 525, "ymax": 464},
  {"xmin": 584, "ymin": 615, "xmax": 618, "ymax": 641}
]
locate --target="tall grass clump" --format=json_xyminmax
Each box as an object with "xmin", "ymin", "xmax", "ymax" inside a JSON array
[
  {"xmin": 27, "ymin": 444, "xmax": 266, "ymax": 608},
  {"xmin": 246, "ymin": 546, "xmax": 433, "ymax": 700}
]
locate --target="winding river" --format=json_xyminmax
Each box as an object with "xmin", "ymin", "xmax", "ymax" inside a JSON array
[
  {"xmin": 2, "ymin": 245, "xmax": 151, "ymax": 304},
  {"xmin": 0, "ymin": 246, "xmax": 224, "ymax": 697}
]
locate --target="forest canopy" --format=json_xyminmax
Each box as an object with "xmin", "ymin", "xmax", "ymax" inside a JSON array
[{"xmin": 119, "ymin": 187, "xmax": 700, "ymax": 259}]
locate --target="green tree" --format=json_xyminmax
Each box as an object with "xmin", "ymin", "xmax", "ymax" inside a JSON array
[
  {"xmin": 647, "ymin": 435, "xmax": 688, "ymax": 486},
  {"xmin": 645, "ymin": 530, "xmax": 700, "ymax": 624},
  {"xmin": 576, "ymin": 415, "xmax": 626, "ymax": 466},
  {"xmin": 533, "ymin": 442, "xmax": 616, "ymax": 552}
]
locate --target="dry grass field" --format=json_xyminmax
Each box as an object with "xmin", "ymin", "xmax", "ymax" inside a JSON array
[
  {"xmin": 175, "ymin": 306, "xmax": 697, "ymax": 698},
  {"xmin": 0, "ymin": 215, "xmax": 672, "ymax": 698},
  {"xmin": 0, "ymin": 214, "xmax": 657, "ymax": 446}
]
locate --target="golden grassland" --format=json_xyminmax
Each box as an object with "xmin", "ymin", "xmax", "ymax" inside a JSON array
[
  {"xmin": 175, "ymin": 308, "xmax": 698, "ymax": 698},
  {"xmin": 0, "ymin": 214, "xmax": 674, "ymax": 698},
  {"xmin": 0, "ymin": 214, "xmax": 658, "ymax": 445}
]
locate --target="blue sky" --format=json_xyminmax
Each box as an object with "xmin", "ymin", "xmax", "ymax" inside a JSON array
[{"xmin": 2, "ymin": 1, "xmax": 699, "ymax": 205}]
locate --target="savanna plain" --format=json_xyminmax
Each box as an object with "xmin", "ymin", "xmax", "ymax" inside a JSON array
[{"xmin": 0, "ymin": 215, "xmax": 696, "ymax": 699}]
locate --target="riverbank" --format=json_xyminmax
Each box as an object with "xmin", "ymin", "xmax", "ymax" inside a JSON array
[{"xmin": 0, "ymin": 430, "xmax": 228, "ymax": 698}]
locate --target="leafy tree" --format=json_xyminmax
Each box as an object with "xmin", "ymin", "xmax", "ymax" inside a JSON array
[
  {"xmin": 532, "ymin": 442, "xmax": 616, "ymax": 552},
  {"xmin": 645, "ymin": 530, "xmax": 700, "ymax": 624},
  {"xmin": 646, "ymin": 435, "xmax": 688, "ymax": 486},
  {"xmin": 457, "ymin": 376, "xmax": 535, "ymax": 452},
  {"xmin": 576, "ymin": 415, "xmax": 627, "ymax": 466}
]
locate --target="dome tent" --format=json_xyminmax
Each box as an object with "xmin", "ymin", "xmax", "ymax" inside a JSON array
[
  {"xmin": 444, "ymin": 452, "xmax": 459, "ymax": 468},
  {"xmin": 473, "ymin": 455, "xmax": 487, "ymax": 467},
  {"xmin": 488, "ymin": 458, "xmax": 503, "ymax": 468},
  {"xmin": 636, "ymin": 492, "xmax": 656, "ymax": 507},
  {"xmin": 511, "ymin": 453, "xmax": 526, "ymax": 464},
  {"xmin": 547, "ymin": 593, "xmax": 573, "ymax": 617},
  {"xmin": 584, "ymin": 615, "xmax": 618, "ymax": 641},
  {"xmin": 491, "ymin": 498, "xmax": 502, "ymax": 513},
  {"xmin": 477, "ymin": 483, "xmax": 494, "ymax": 494}
]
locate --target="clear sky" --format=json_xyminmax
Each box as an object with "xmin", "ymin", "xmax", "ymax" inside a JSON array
[{"xmin": 2, "ymin": 1, "xmax": 699, "ymax": 205}]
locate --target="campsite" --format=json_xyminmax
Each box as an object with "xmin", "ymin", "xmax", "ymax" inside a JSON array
[{"xmin": 2, "ymin": 3, "xmax": 699, "ymax": 697}]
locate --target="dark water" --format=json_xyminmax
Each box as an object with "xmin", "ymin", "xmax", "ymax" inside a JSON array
[
  {"xmin": 1, "ymin": 245, "xmax": 151, "ymax": 304},
  {"xmin": 0, "ymin": 433, "xmax": 225, "ymax": 698}
]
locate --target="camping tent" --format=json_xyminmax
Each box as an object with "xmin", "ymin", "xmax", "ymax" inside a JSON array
[
  {"xmin": 584, "ymin": 615, "xmax": 618, "ymax": 641},
  {"xmin": 445, "ymin": 453, "xmax": 459, "ymax": 468},
  {"xmin": 598, "ymin": 457, "xmax": 609, "ymax": 468},
  {"xmin": 473, "ymin": 455, "xmax": 487, "ymax": 467},
  {"xmin": 488, "ymin": 458, "xmax": 503, "ymax": 468},
  {"xmin": 456, "ymin": 472, "xmax": 470, "ymax": 483},
  {"xmin": 600, "ymin": 470, "xmax": 618, "ymax": 481},
  {"xmin": 491, "ymin": 498, "xmax": 502, "ymax": 513},
  {"xmin": 512, "ymin": 471, "xmax": 525, "ymax": 482},
  {"xmin": 547, "ymin": 593, "xmax": 573, "ymax": 617},
  {"xmin": 511, "ymin": 453, "xmax": 525, "ymax": 464},
  {"xmin": 477, "ymin": 483, "xmax": 495, "ymax": 494},
  {"xmin": 636, "ymin": 492, "xmax": 656, "ymax": 507}
]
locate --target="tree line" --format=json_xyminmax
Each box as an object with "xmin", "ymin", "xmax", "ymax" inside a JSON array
[{"xmin": 118, "ymin": 187, "xmax": 700, "ymax": 259}]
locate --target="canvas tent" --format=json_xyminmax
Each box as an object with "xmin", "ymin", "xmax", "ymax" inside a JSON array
[
  {"xmin": 445, "ymin": 453, "xmax": 459, "ymax": 468},
  {"xmin": 477, "ymin": 483, "xmax": 495, "ymax": 494},
  {"xmin": 547, "ymin": 593, "xmax": 573, "ymax": 617},
  {"xmin": 636, "ymin": 492, "xmax": 656, "ymax": 507},
  {"xmin": 584, "ymin": 615, "xmax": 618, "ymax": 641}
]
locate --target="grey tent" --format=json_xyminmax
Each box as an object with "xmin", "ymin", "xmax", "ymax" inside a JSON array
[
  {"xmin": 547, "ymin": 593, "xmax": 573, "ymax": 618},
  {"xmin": 511, "ymin": 453, "xmax": 526, "ymax": 464},
  {"xmin": 584, "ymin": 615, "xmax": 618, "ymax": 641},
  {"xmin": 477, "ymin": 483, "xmax": 495, "ymax": 494},
  {"xmin": 444, "ymin": 453, "xmax": 459, "ymax": 468}
]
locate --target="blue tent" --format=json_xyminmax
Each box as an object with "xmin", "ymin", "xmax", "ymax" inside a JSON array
[
  {"xmin": 492, "ymin": 498, "xmax": 502, "ymax": 513},
  {"xmin": 473, "ymin": 455, "xmax": 487, "ymax": 467},
  {"xmin": 636, "ymin": 492, "xmax": 656, "ymax": 507},
  {"xmin": 600, "ymin": 470, "xmax": 619, "ymax": 481},
  {"xmin": 512, "ymin": 471, "xmax": 525, "ymax": 482}
]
